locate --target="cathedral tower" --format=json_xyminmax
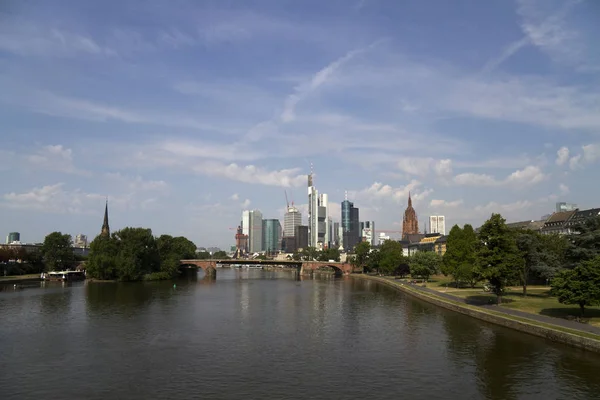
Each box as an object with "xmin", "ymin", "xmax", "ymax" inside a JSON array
[
  {"xmin": 402, "ymin": 192, "xmax": 419, "ymax": 239},
  {"xmin": 101, "ymin": 200, "xmax": 110, "ymax": 237}
]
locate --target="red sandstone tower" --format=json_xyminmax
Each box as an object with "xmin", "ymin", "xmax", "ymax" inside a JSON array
[{"xmin": 402, "ymin": 192, "xmax": 419, "ymax": 239}]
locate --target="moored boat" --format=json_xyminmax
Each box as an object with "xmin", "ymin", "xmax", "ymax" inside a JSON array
[{"xmin": 42, "ymin": 271, "xmax": 86, "ymax": 282}]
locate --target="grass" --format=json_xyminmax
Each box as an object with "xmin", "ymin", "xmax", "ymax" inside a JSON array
[
  {"xmin": 425, "ymin": 274, "xmax": 600, "ymax": 328},
  {"xmin": 367, "ymin": 275, "xmax": 600, "ymax": 342},
  {"xmin": 0, "ymin": 274, "xmax": 40, "ymax": 282}
]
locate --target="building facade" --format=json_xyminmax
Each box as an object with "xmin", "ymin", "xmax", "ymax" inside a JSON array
[
  {"xmin": 402, "ymin": 193, "xmax": 419, "ymax": 240},
  {"xmin": 308, "ymin": 171, "xmax": 318, "ymax": 248},
  {"xmin": 317, "ymin": 193, "xmax": 329, "ymax": 249},
  {"xmin": 556, "ymin": 202, "xmax": 578, "ymax": 213},
  {"xmin": 429, "ymin": 216, "xmax": 446, "ymax": 235},
  {"xmin": 242, "ymin": 210, "xmax": 263, "ymax": 253},
  {"xmin": 295, "ymin": 225, "xmax": 309, "ymax": 251},
  {"xmin": 74, "ymin": 234, "xmax": 88, "ymax": 248},
  {"xmin": 6, "ymin": 232, "xmax": 20, "ymax": 244},
  {"xmin": 262, "ymin": 219, "xmax": 282, "ymax": 254},
  {"xmin": 284, "ymin": 206, "xmax": 302, "ymax": 237},
  {"xmin": 341, "ymin": 198, "xmax": 360, "ymax": 252},
  {"xmin": 360, "ymin": 221, "xmax": 375, "ymax": 246}
]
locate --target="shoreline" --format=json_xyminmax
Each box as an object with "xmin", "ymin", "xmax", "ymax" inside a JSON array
[{"xmin": 352, "ymin": 274, "xmax": 600, "ymax": 354}]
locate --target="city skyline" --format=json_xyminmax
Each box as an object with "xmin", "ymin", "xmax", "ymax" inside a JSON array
[{"xmin": 1, "ymin": 0, "xmax": 599, "ymax": 249}]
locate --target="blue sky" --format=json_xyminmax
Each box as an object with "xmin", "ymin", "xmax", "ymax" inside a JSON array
[{"xmin": 1, "ymin": 0, "xmax": 599, "ymax": 249}]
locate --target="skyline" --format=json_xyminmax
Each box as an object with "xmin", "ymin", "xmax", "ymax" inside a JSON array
[{"xmin": 1, "ymin": 0, "xmax": 599, "ymax": 248}]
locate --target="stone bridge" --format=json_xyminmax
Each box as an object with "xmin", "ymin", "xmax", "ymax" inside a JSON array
[{"xmin": 179, "ymin": 259, "xmax": 353, "ymax": 278}]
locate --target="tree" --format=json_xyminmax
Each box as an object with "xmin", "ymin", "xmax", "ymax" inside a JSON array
[
  {"xmin": 213, "ymin": 250, "xmax": 229, "ymax": 259},
  {"xmin": 441, "ymin": 224, "xmax": 479, "ymax": 287},
  {"xmin": 566, "ymin": 216, "xmax": 600, "ymax": 267},
  {"xmin": 156, "ymin": 235, "xmax": 197, "ymax": 278},
  {"xmin": 409, "ymin": 251, "xmax": 442, "ymax": 281},
  {"xmin": 301, "ymin": 247, "xmax": 319, "ymax": 261},
  {"xmin": 195, "ymin": 251, "xmax": 211, "ymax": 260},
  {"xmin": 551, "ymin": 256, "xmax": 600, "ymax": 316},
  {"xmin": 476, "ymin": 214, "xmax": 523, "ymax": 303},
  {"xmin": 41, "ymin": 232, "xmax": 75, "ymax": 272},
  {"xmin": 86, "ymin": 234, "xmax": 119, "ymax": 280},
  {"xmin": 367, "ymin": 249, "xmax": 381, "ymax": 274},
  {"xmin": 113, "ymin": 228, "xmax": 160, "ymax": 281},
  {"xmin": 292, "ymin": 251, "xmax": 301, "ymax": 261},
  {"xmin": 515, "ymin": 231, "xmax": 545, "ymax": 296},
  {"xmin": 318, "ymin": 248, "xmax": 341, "ymax": 262},
  {"xmin": 378, "ymin": 240, "xmax": 404, "ymax": 275},
  {"xmin": 536, "ymin": 233, "xmax": 568, "ymax": 280},
  {"xmin": 353, "ymin": 242, "xmax": 371, "ymax": 271}
]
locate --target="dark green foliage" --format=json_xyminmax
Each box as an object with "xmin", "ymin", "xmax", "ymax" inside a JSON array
[
  {"xmin": 195, "ymin": 251, "xmax": 211, "ymax": 259},
  {"xmin": 377, "ymin": 240, "xmax": 405, "ymax": 275},
  {"xmin": 476, "ymin": 214, "xmax": 523, "ymax": 301},
  {"xmin": 409, "ymin": 251, "xmax": 442, "ymax": 281},
  {"xmin": 551, "ymin": 256, "xmax": 600, "ymax": 316},
  {"xmin": 318, "ymin": 248, "xmax": 341, "ymax": 262},
  {"xmin": 41, "ymin": 232, "xmax": 76, "ymax": 272},
  {"xmin": 300, "ymin": 247, "xmax": 319, "ymax": 261},
  {"xmin": 351, "ymin": 242, "xmax": 371, "ymax": 271},
  {"xmin": 441, "ymin": 224, "xmax": 479, "ymax": 287},
  {"xmin": 212, "ymin": 250, "xmax": 229, "ymax": 259},
  {"xmin": 566, "ymin": 216, "xmax": 600, "ymax": 267},
  {"xmin": 87, "ymin": 228, "xmax": 196, "ymax": 281}
]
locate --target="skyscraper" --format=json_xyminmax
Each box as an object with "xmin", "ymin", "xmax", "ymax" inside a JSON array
[
  {"xmin": 262, "ymin": 219, "xmax": 282, "ymax": 254},
  {"xmin": 429, "ymin": 216, "xmax": 446, "ymax": 235},
  {"xmin": 318, "ymin": 193, "xmax": 329, "ymax": 249},
  {"xmin": 284, "ymin": 206, "xmax": 302, "ymax": 237},
  {"xmin": 341, "ymin": 193, "xmax": 360, "ymax": 252},
  {"xmin": 402, "ymin": 193, "xmax": 419, "ymax": 240},
  {"xmin": 361, "ymin": 221, "xmax": 375, "ymax": 246},
  {"xmin": 307, "ymin": 166, "xmax": 330, "ymax": 250},
  {"xmin": 242, "ymin": 210, "xmax": 263, "ymax": 253}
]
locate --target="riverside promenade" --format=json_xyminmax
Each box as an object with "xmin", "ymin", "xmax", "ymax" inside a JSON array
[{"xmin": 354, "ymin": 274, "xmax": 600, "ymax": 353}]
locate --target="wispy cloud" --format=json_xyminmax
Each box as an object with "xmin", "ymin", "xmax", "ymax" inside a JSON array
[{"xmin": 453, "ymin": 165, "xmax": 547, "ymax": 187}]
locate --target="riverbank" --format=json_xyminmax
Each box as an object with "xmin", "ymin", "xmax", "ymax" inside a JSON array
[
  {"xmin": 353, "ymin": 274, "xmax": 600, "ymax": 354},
  {"xmin": 0, "ymin": 274, "xmax": 41, "ymax": 284}
]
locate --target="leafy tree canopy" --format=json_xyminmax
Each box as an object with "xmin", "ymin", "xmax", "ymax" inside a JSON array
[
  {"xmin": 551, "ymin": 256, "xmax": 600, "ymax": 316},
  {"xmin": 41, "ymin": 232, "xmax": 75, "ymax": 272},
  {"xmin": 567, "ymin": 216, "xmax": 600, "ymax": 267},
  {"xmin": 409, "ymin": 251, "xmax": 442, "ymax": 281}
]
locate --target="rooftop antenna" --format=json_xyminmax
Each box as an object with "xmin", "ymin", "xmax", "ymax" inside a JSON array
[
  {"xmin": 345, "ymin": 190, "xmax": 348, "ymax": 201},
  {"xmin": 284, "ymin": 190, "xmax": 290, "ymax": 209}
]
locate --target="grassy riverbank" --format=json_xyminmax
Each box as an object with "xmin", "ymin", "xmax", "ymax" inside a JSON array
[
  {"xmin": 0, "ymin": 274, "xmax": 41, "ymax": 283},
  {"xmin": 425, "ymin": 275, "xmax": 600, "ymax": 327}
]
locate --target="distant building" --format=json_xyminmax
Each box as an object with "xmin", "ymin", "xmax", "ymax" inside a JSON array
[
  {"xmin": 429, "ymin": 216, "xmax": 445, "ymax": 235},
  {"xmin": 6, "ymin": 232, "xmax": 20, "ymax": 244},
  {"xmin": 242, "ymin": 210, "xmax": 263, "ymax": 253},
  {"xmin": 74, "ymin": 234, "xmax": 88, "ymax": 248},
  {"xmin": 283, "ymin": 205, "xmax": 302, "ymax": 250},
  {"xmin": 402, "ymin": 193, "xmax": 419, "ymax": 239},
  {"xmin": 101, "ymin": 200, "xmax": 110, "ymax": 237},
  {"xmin": 556, "ymin": 202, "xmax": 577, "ymax": 213},
  {"xmin": 361, "ymin": 221, "xmax": 375, "ymax": 246},
  {"xmin": 378, "ymin": 232, "xmax": 390, "ymax": 245},
  {"xmin": 262, "ymin": 219, "xmax": 282, "ymax": 254},
  {"xmin": 295, "ymin": 225, "xmax": 309, "ymax": 251},
  {"xmin": 333, "ymin": 222, "xmax": 340, "ymax": 247},
  {"xmin": 342, "ymin": 195, "xmax": 360, "ymax": 252},
  {"xmin": 506, "ymin": 220, "xmax": 544, "ymax": 231}
]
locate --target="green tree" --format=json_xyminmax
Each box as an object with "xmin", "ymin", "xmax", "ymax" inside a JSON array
[
  {"xmin": 113, "ymin": 228, "xmax": 160, "ymax": 281},
  {"xmin": 536, "ymin": 233, "xmax": 568, "ymax": 280},
  {"xmin": 318, "ymin": 248, "xmax": 341, "ymax": 262},
  {"xmin": 156, "ymin": 235, "xmax": 197, "ymax": 278},
  {"xmin": 367, "ymin": 249, "xmax": 381, "ymax": 274},
  {"xmin": 41, "ymin": 232, "xmax": 75, "ymax": 272},
  {"xmin": 409, "ymin": 251, "xmax": 442, "ymax": 281},
  {"xmin": 195, "ymin": 251, "xmax": 211, "ymax": 259},
  {"xmin": 353, "ymin": 242, "xmax": 371, "ymax": 271},
  {"xmin": 86, "ymin": 234, "xmax": 119, "ymax": 280},
  {"xmin": 301, "ymin": 247, "xmax": 320, "ymax": 261},
  {"xmin": 441, "ymin": 224, "xmax": 479, "ymax": 287},
  {"xmin": 213, "ymin": 250, "xmax": 229, "ymax": 259},
  {"xmin": 566, "ymin": 216, "xmax": 600, "ymax": 267},
  {"xmin": 551, "ymin": 256, "xmax": 600, "ymax": 316},
  {"xmin": 378, "ymin": 240, "xmax": 404, "ymax": 275},
  {"xmin": 292, "ymin": 251, "xmax": 301, "ymax": 261},
  {"xmin": 515, "ymin": 231, "xmax": 545, "ymax": 296},
  {"xmin": 476, "ymin": 214, "xmax": 523, "ymax": 303}
]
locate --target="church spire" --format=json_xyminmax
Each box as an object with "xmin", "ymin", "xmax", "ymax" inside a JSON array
[
  {"xmin": 101, "ymin": 199, "xmax": 110, "ymax": 237},
  {"xmin": 408, "ymin": 191, "xmax": 412, "ymax": 208}
]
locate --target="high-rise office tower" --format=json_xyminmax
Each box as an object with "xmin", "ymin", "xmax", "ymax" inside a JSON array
[
  {"xmin": 318, "ymin": 193, "xmax": 329, "ymax": 249},
  {"xmin": 308, "ymin": 168, "xmax": 318, "ymax": 248},
  {"xmin": 262, "ymin": 219, "xmax": 282, "ymax": 254},
  {"xmin": 361, "ymin": 221, "xmax": 375, "ymax": 246},
  {"xmin": 242, "ymin": 210, "xmax": 263, "ymax": 253},
  {"xmin": 284, "ymin": 206, "xmax": 302, "ymax": 237},
  {"xmin": 341, "ymin": 192, "xmax": 360, "ymax": 252},
  {"xmin": 429, "ymin": 216, "xmax": 446, "ymax": 235}
]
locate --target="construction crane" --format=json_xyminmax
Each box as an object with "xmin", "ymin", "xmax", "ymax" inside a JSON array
[{"xmin": 284, "ymin": 190, "xmax": 289, "ymax": 209}]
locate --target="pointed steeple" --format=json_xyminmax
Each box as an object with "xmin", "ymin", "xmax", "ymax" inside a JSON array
[
  {"xmin": 101, "ymin": 199, "xmax": 110, "ymax": 237},
  {"xmin": 408, "ymin": 191, "xmax": 412, "ymax": 208}
]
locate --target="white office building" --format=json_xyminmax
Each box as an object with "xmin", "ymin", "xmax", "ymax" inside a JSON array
[
  {"xmin": 429, "ymin": 215, "xmax": 446, "ymax": 235},
  {"xmin": 242, "ymin": 210, "xmax": 263, "ymax": 253},
  {"xmin": 284, "ymin": 206, "xmax": 302, "ymax": 238}
]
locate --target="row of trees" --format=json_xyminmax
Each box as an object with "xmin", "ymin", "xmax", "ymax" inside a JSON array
[
  {"xmin": 291, "ymin": 247, "xmax": 342, "ymax": 262},
  {"xmin": 86, "ymin": 228, "xmax": 197, "ymax": 281},
  {"xmin": 441, "ymin": 213, "xmax": 600, "ymax": 312},
  {"xmin": 350, "ymin": 240, "xmax": 443, "ymax": 281}
]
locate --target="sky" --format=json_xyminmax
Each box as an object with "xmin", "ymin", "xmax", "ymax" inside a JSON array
[{"xmin": 0, "ymin": 0, "xmax": 599, "ymax": 249}]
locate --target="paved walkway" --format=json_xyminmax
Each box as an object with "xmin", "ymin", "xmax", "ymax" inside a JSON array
[{"xmin": 386, "ymin": 278, "xmax": 600, "ymax": 336}]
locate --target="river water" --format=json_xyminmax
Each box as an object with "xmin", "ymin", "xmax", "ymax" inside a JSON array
[{"xmin": 1, "ymin": 269, "xmax": 600, "ymax": 400}]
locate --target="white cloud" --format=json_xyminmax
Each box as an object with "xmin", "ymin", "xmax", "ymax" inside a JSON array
[
  {"xmin": 396, "ymin": 157, "xmax": 453, "ymax": 177},
  {"xmin": 453, "ymin": 165, "xmax": 547, "ymax": 187},
  {"xmin": 192, "ymin": 161, "xmax": 306, "ymax": 188},
  {"xmin": 350, "ymin": 180, "xmax": 430, "ymax": 205},
  {"xmin": 241, "ymin": 199, "xmax": 251, "ymax": 208},
  {"xmin": 568, "ymin": 143, "xmax": 600, "ymax": 170},
  {"xmin": 104, "ymin": 173, "xmax": 168, "ymax": 192},
  {"xmin": 25, "ymin": 144, "xmax": 88, "ymax": 175},
  {"xmin": 559, "ymin": 183, "xmax": 570, "ymax": 195},
  {"xmin": 555, "ymin": 146, "xmax": 570, "ymax": 166},
  {"xmin": 429, "ymin": 199, "xmax": 464, "ymax": 208},
  {"xmin": 474, "ymin": 200, "xmax": 535, "ymax": 214},
  {"xmin": 569, "ymin": 154, "xmax": 582, "ymax": 170},
  {"xmin": 230, "ymin": 193, "xmax": 240, "ymax": 201}
]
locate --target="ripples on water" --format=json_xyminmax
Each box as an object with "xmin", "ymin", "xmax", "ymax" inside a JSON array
[{"xmin": 1, "ymin": 269, "xmax": 600, "ymax": 400}]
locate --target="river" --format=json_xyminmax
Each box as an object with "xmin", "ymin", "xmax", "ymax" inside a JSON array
[{"xmin": 1, "ymin": 269, "xmax": 599, "ymax": 399}]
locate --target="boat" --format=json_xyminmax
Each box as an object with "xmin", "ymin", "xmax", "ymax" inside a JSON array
[{"xmin": 42, "ymin": 271, "xmax": 86, "ymax": 282}]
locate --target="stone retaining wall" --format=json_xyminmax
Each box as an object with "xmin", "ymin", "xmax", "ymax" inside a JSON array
[{"xmin": 354, "ymin": 275, "xmax": 600, "ymax": 354}]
